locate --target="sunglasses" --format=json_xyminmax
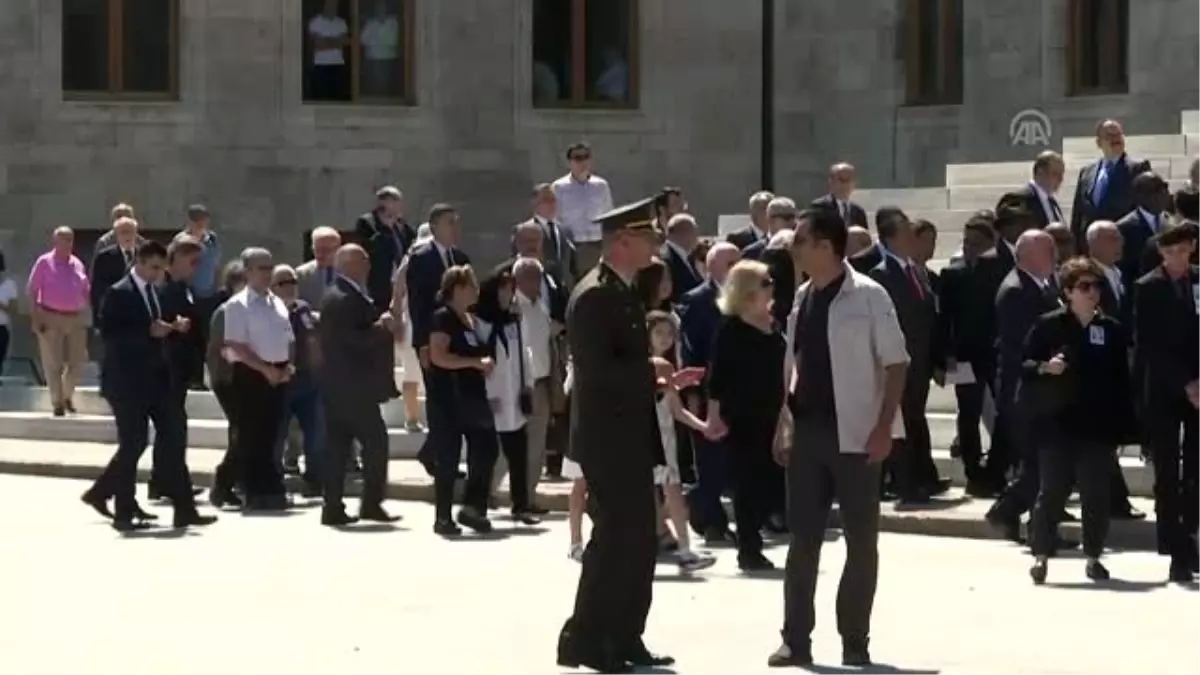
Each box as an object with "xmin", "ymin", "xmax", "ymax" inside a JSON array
[
  {"xmin": 569, "ymin": 154, "xmax": 591, "ymax": 162},
  {"xmin": 1073, "ymin": 279, "xmax": 1100, "ymax": 292},
  {"xmin": 274, "ymin": 279, "xmax": 298, "ymax": 287}
]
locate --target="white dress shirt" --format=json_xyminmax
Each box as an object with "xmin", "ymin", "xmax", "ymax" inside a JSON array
[
  {"xmin": 553, "ymin": 173, "xmax": 614, "ymax": 244},
  {"xmin": 1029, "ymin": 181, "xmax": 1062, "ymax": 223},
  {"xmin": 130, "ymin": 270, "xmax": 160, "ymax": 317},
  {"xmin": 516, "ymin": 290, "xmax": 552, "ymax": 380},
  {"xmin": 223, "ymin": 287, "xmax": 294, "ymax": 363}
]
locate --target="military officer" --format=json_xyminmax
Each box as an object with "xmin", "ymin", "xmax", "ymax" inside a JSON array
[{"xmin": 556, "ymin": 196, "xmax": 690, "ymax": 673}]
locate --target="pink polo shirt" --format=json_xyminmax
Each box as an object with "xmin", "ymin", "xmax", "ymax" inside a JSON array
[{"xmin": 26, "ymin": 251, "xmax": 90, "ymax": 313}]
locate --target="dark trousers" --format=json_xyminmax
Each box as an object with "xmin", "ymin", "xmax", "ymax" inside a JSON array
[
  {"xmin": 190, "ymin": 296, "xmax": 219, "ymax": 388},
  {"xmin": 212, "ymin": 380, "xmax": 240, "ymax": 489},
  {"xmin": 430, "ymin": 411, "xmax": 500, "ymax": 521},
  {"xmin": 1030, "ymin": 436, "xmax": 1112, "ymax": 558},
  {"xmin": 1146, "ymin": 403, "xmax": 1199, "ymax": 558},
  {"xmin": 985, "ymin": 383, "xmax": 1021, "ymax": 486},
  {"xmin": 953, "ymin": 360, "xmax": 994, "ymax": 484},
  {"xmin": 729, "ymin": 418, "xmax": 779, "ymax": 560},
  {"xmin": 783, "ymin": 417, "xmax": 881, "ymax": 647},
  {"xmin": 990, "ymin": 404, "xmax": 1041, "ymax": 520},
  {"xmin": 416, "ymin": 365, "xmax": 437, "ymax": 468},
  {"xmin": 276, "ymin": 375, "xmax": 324, "ymax": 483},
  {"xmin": 569, "ymin": 456, "xmax": 657, "ymax": 650},
  {"xmin": 891, "ymin": 373, "xmax": 938, "ymax": 497},
  {"xmin": 323, "ymin": 395, "xmax": 390, "ymax": 513},
  {"xmin": 1108, "ymin": 455, "xmax": 1133, "ymax": 511},
  {"xmin": 0, "ymin": 325, "xmax": 10, "ymax": 374},
  {"xmin": 498, "ymin": 427, "xmax": 531, "ymax": 512},
  {"xmin": 687, "ymin": 433, "xmax": 730, "ymax": 533},
  {"xmin": 91, "ymin": 385, "xmax": 194, "ymax": 519},
  {"xmin": 149, "ymin": 385, "xmax": 189, "ymax": 494},
  {"xmin": 228, "ymin": 364, "xmax": 286, "ymax": 498}
]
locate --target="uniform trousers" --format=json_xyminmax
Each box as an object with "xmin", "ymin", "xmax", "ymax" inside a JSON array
[
  {"xmin": 783, "ymin": 417, "xmax": 881, "ymax": 648},
  {"xmin": 728, "ymin": 418, "xmax": 779, "ymax": 561},
  {"xmin": 1145, "ymin": 402, "xmax": 1199, "ymax": 558},
  {"xmin": 569, "ymin": 454, "xmax": 657, "ymax": 649},
  {"xmin": 1030, "ymin": 435, "xmax": 1112, "ymax": 558},
  {"xmin": 229, "ymin": 363, "xmax": 287, "ymax": 498}
]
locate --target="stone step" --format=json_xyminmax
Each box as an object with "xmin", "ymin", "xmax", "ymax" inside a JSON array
[
  {"xmin": 1061, "ymin": 133, "xmax": 1199, "ymax": 158},
  {"xmin": 1183, "ymin": 110, "xmax": 1200, "ymax": 135},
  {"xmin": 946, "ymin": 155, "xmax": 1197, "ymax": 187},
  {"xmin": 0, "ymin": 411, "xmax": 425, "ymax": 458},
  {"xmin": 0, "ymin": 385, "xmax": 419, "ymax": 424}
]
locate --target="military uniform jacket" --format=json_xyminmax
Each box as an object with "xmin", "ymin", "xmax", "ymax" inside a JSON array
[{"xmin": 565, "ymin": 263, "xmax": 664, "ymax": 470}]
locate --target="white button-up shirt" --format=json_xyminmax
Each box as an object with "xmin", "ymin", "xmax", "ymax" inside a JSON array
[
  {"xmin": 223, "ymin": 287, "xmax": 294, "ymax": 363},
  {"xmin": 516, "ymin": 289, "xmax": 553, "ymax": 380},
  {"xmin": 129, "ymin": 270, "xmax": 159, "ymax": 316},
  {"xmin": 552, "ymin": 173, "xmax": 614, "ymax": 244}
]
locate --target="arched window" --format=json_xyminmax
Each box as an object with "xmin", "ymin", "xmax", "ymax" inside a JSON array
[
  {"xmin": 903, "ymin": 0, "xmax": 963, "ymax": 105},
  {"xmin": 1067, "ymin": 0, "xmax": 1128, "ymax": 95}
]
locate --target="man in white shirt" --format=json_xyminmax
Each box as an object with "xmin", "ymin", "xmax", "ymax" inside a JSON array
[
  {"xmin": 552, "ymin": 141, "xmax": 614, "ymax": 272},
  {"xmin": 308, "ymin": 0, "xmax": 349, "ymax": 101},
  {"xmin": 360, "ymin": 1, "xmax": 401, "ymax": 97}
]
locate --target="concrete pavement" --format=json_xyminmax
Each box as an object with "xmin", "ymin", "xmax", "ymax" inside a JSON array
[{"xmin": 0, "ymin": 475, "xmax": 1195, "ymax": 674}]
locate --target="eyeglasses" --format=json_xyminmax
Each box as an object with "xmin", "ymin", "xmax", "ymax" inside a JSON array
[
  {"xmin": 273, "ymin": 279, "xmax": 298, "ymax": 287},
  {"xmin": 772, "ymin": 213, "xmax": 797, "ymax": 221},
  {"xmin": 569, "ymin": 154, "xmax": 591, "ymax": 162},
  {"xmin": 1073, "ymin": 279, "xmax": 1100, "ymax": 292}
]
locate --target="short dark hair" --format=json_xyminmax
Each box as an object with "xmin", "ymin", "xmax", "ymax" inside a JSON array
[
  {"xmin": 653, "ymin": 187, "xmax": 682, "ymax": 213},
  {"xmin": 168, "ymin": 234, "xmax": 204, "ymax": 261},
  {"xmin": 186, "ymin": 204, "xmax": 209, "ymax": 221},
  {"xmin": 690, "ymin": 236, "xmax": 714, "ymax": 264},
  {"xmin": 1059, "ymin": 257, "xmax": 1103, "ymax": 290},
  {"xmin": 1032, "ymin": 151, "xmax": 1063, "ymax": 176},
  {"xmin": 634, "ymin": 258, "xmax": 669, "ymax": 311},
  {"xmin": 437, "ymin": 264, "xmax": 478, "ymax": 304},
  {"xmin": 136, "ymin": 240, "xmax": 168, "ymax": 262},
  {"xmin": 913, "ymin": 219, "xmax": 937, "ymax": 238},
  {"xmin": 963, "ymin": 215, "xmax": 996, "ymax": 240},
  {"xmin": 565, "ymin": 141, "xmax": 592, "ymax": 159},
  {"xmin": 428, "ymin": 203, "xmax": 457, "ymax": 225},
  {"xmin": 221, "ymin": 260, "xmax": 246, "ymax": 293},
  {"xmin": 805, "ymin": 207, "xmax": 849, "ymax": 258},
  {"xmin": 1158, "ymin": 222, "xmax": 1196, "ymax": 248},
  {"xmin": 875, "ymin": 206, "xmax": 909, "ymax": 241},
  {"xmin": 1132, "ymin": 170, "xmax": 1167, "ymax": 196}
]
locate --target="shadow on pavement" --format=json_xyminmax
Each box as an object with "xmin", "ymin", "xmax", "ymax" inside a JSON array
[
  {"xmin": 805, "ymin": 664, "xmax": 939, "ymax": 674},
  {"xmin": 1045, "ymin": 579, "xmax": 1166, "ymax": 593}
]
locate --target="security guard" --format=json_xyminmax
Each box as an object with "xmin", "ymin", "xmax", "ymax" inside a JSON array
[{"xmin": 556, "ymin": 196, "xmax": 679, "ymax": 674}]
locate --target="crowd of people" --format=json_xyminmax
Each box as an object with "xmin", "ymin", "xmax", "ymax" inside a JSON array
[{"xmin": 16, "ymin": 119, "xmax": 1199, "ymax": 671}]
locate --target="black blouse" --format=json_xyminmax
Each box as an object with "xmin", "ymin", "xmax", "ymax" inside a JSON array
[
  {"xmin": 707, "ymin": 315, "xmax": 786, "ymax": 428},
  {"xmin": 429, "ymin": 307, "xmax": 490, "ymax": 422}
]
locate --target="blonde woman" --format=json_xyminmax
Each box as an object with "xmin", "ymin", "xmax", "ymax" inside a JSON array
[
  {"xmin": 390, "ymin": 254, "xmax": 424, "ymax": 430},
  {"xmin": 706, "ymin": 260, "xmax": 787, "ymax": 572}
]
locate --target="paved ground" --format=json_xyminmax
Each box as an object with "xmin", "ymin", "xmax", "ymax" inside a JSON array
[{"xmin": 0, "ymin": 475, "xmax": 1195, "ymax": 675}]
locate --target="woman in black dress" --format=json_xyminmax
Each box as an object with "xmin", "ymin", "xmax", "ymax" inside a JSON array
[
  {"xmin": 427, "ymin": 265, "xmax": 501, "ymax": 536},
  {"xmin": 706, "ymin": 260, "xmax": 787, "ymax": 572}
]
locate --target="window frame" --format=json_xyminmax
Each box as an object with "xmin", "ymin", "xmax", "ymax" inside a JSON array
[
  {"xmin": 303, "ymin": 0, "xmax": 417, "ymax": 106},
  {"xmin": 534, "ymin": 0, "xmax": 640, "ymax": 110},
  {"xmin": 902, "ymin": 0, "xmax": 963, "ymax": 107},
  {"xmin": 1066, "ymin": 0, "xmax": 1129, "ymax": 96},
  {"xmin": 62, "ymin": 0, "xmax": 181, "ymax": 101}
]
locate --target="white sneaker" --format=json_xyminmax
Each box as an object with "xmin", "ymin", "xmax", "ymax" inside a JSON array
[
  {"xmin": 568, "ymin": 542, "xmax": 584, "ymax": 563},
  {"xmin": 676, "ymin": 550, "xmax": 716, "ymax": 572}
]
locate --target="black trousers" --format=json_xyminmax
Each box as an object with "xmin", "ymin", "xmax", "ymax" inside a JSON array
[
  {"xmin": 728, "ymin": 419, "xmax": 778, "ymax": 561},
  {"xmin": 985, "ymin": 383, "xmax": 1021, "ymax": 486},
  {"xmin": 953, "ymin": 359, "xmax": 995, "ymax": 484},
  {"xmin": 1030, "ymin": 436, "xmax": 1112, "ymax": 558},
  {"xmin": 498, "ymin": 428, "xmax": 530, "ymax": 512},
  {"xmin": 990, "ymin": 404, "xmax": 1042, "ymax": 520},
  {"xmin": 687, "ymin": 432, "xmax": 730, "ymax": 533},
  {"xmin": 0, "ymin": 325, "xmax": 10, "ymax": 373},
  {"xmin": 783, "ymin": 417, "xmax": 881, "ymax": 647},
  {"xmin": 891, "ymin": 372, "xmax": 938, "ymax": 497},
  {"xmin": 149, "ymin": 384, "xmax": 189, "ymax": 494},
  {"xmin": 323, "ymin": 395, "xmax": 390, "ymax": 513},
  {"xmin": 212, "ymin": 380, "xmax": 240, "ymax": 490},
  {"xmin": 228, "ymin": 364, "xmax": 286, "ymax": 498},
  {"xmin": 568, "ymin": 455, "xmax": 657, "ymax": 651},
  {"xmin": 1146, "ymin": 403, "xmax": 1199, "ymax": 558},
  {"xmin": 91, "ymin": 384, "xmax": 194, "ymax": 519},
  {"xmin": 430, "ymin": 409, "xmax": 499, "ymax": 520}
]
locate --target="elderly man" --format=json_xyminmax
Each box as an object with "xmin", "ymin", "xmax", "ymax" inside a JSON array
[
  {"xmin": 222, "ymin": 247, "xmax": 295, "ymax": 511},
  {"xmin": 1045, "ymin": 222, "xmax": 1075, "ymax": 264},
  {"xmin": 270, "ymin": 263, "xmax": 325, "ymax": 497},
  {"xmin": 846, "ymin": 226, "xmax": 873, "ymax": 258},
  {"xmin": 94, "ymin": 202, "xmax": 141, "ymax": 251},
  {"xmin": 744, "ymin": 197, "xmax": 798, "ymax": 261},
  {"xmin": 517, "ymin": 183, "xmax": 578, "ymax": 288},
  {"xmin": 318, "ymin": 244, "xmax": 398, "ymax": 526},
  {"xmin": 27, "ymin": 226, "xmax": 90, "ymax": 416},
  {"xmin": 357, "ymin": 185, "xmax": 416, "ymax": 311},
  {"xmin": 810, "ymin": 162, "xmax": 869, "ymax": 228},
  {"xmin": 296, "ymin": 226, "xmax": 342, "ymax": 308},
  {"xmin": 89, "ymin": 216, "xmax": 141, "ymax": 321},
  {"xmin": 661, "ymin": 213, "xmax": 702, "ymax": 301},
  {"xmin": 729, "ymin": 191, "xmax": 775, "ymax": 250}
]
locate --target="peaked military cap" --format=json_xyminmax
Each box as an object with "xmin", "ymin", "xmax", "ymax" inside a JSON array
[{"xmin": 593, "ymin": 196, "xmax": 661, "ymax": 235}]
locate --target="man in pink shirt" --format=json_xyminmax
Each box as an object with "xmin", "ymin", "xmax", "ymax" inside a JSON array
[{"xmin": 27, "ymin": 226, "xmax": 91, "ymax": 416}]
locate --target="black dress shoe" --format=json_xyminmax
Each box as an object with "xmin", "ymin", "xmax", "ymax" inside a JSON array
[
  {"xmin": 1030, "ymin": 559, "xmax": 1048, "ymax": 585},
  {"xmin": 511, "ymin": 510, "xmax": 542, "ymax": 526},
  {"xmin": 1169, "ymin": 557, "xmax": 1194, "ymax": 583},
  {"xmin": 738, "ymin": 553, "xmax": 776, "ymax": 572},
  {"xmin": 985, "ymin": 508, "xmax": 1024, "ymax": 543},
  {"xmin": 842, "ymin": 638, "xmax": 872, "ymax": 667},
  {"xmin": 433, "ymin": 519, "xmax": 462, "ymax": 536},
  {"xmin": 527, "ymin": 505, "xmax": 550, "ymax": 516},
  {"xmin": 456, "ymin": 509, "xmax": 492, "ymax": 534},
  {"xmin": 704, "ymin": 527, "xmax": 737, "ymax": 547},
  {"xmin": 209, "ymin": 488, "xmax": 243, "ymax": 509},
  {"xmin": 81, "ymin": 491, "xmax": 112, "ymax": 519},
  {"xmin": 112, "ymin": 518, "xmax": 154, "ymax": 533},
  {"xmin": 557, "ymin": 623, "xmax": 633, "ymax": 674},
  {"xmin": 174, "ymin": 511, "xmax": 218, "ymax": 528},
  {"xmin": 623, "ymin": 639, "xmax": 674, "ymax": 667},
  {"xmin": 52, "ymin": 406, "xmax": 65, "ymax": 417},
  {"xmin": 132, "ymin": 505, "xmax": 159, "ymax": 521},
  {"xmin": 321, "ymin": 510, "xmax": 359, "ymax": 527},
  {"xmin": 767, "ymin": 641, "xmax": 813, "ymax": 667},
  {"xmin": 1111, "ymin": 505, "xmax": 1147, "ymax": 520},
  {"xmin": 64, "ymin": 399, "xmax": 76, "ymax": 413},
  {"xmin": 1085, "ymin": 559, "xmax": 1110, "ymax": 581},
  {"xmin": 929, "ymin": 477, "xmax": 953, "ymax": 496},
  {"xmin": 359, "ymin": 505, "xmax": 400, "ymax": 523}
]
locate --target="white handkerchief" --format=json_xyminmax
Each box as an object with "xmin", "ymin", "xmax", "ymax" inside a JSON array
[{"xmin": 945, "ymin": 362, "xmax": 977, "ymax": 386}]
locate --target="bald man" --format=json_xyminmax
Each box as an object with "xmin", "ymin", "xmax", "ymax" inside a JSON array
[
  {"xmin": 810, "ymin": 162, "xmax": 869, "ymax": 228},
  {"xmin": 316, "ymin": 243, "xmax": 400, "ymax": 526}
]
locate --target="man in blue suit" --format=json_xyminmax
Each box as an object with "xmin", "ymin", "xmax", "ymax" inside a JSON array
[{"xmin": 1069, "ymin": 119, "xmax": 1152, "ymax": 253}]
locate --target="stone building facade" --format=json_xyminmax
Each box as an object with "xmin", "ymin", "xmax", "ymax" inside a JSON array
[{"xmin": 0, "ymin": 0, "xmax": 1194, "ymax": 277}]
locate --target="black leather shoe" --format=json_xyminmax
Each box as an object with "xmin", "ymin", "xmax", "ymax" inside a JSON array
[
  {"xmin": 1030, "ymin": 559, "xmax": 1048, "ymax": 585},
  {"xmin": 52, "ymin": 406, "xmax": 65, "ymax": 417},
  {"xmin": 965, "ymin": 481, "xmax": 998, "ymax": 498},
  {"xmin": 174, "ymin": 511, "xmax": 218, "ymax": 528},
  {"xmin": 132, "ymin": 505, "xmax": 159, "ymax": 522},
  {"xmin": 738, "ymin": 553, "xmax": 776, "ymax": 572},
  {"xmin": 456, "ymin": 509, "xmax": 493, "ymax": 534},
  {"xmin": 767, "ymin": 642, "xmax": 813, "ymax": 667},
  {"xmin": 929, "ymin": 476, "xmax": 953, "ymax": 496},
  {"xmin": 359, "ymin": 505, "xmax": 400, "ymax": 523},
  {"xmin": 704, "ymin": 527, "xmax": 737, "ymax": 547},
  {"xmin": 527, "ymin": 505, "xmax": 550, "ymax": 516},
  {"xmin": 433, "ymin": 519, "xmax": 462, "ymax": 536},
  {"xmin": 557, "ymin": 623, "xmax": 633, "ymax": 674},
  {"xmin": 321, "ymin": 510, "xmax": 359, "ymax": 527},
  {"xmin": 81, "ymin": 491, "xmax": 112, "ymax": 519},
  {"xmin": 1169, "ymin": 557, "xmax": 1194, "ymax": 583},
  {"xmin": 1085, "ymin": 559, "xmax": 1110, "ymax": 581},
  {"xmin": 209, "ymin": 487, "xmax": 242, "ymax": 509},
  {"xmin": 112, "ymin": 518, "xmax": 153, "ymax": 533},
  {"xmin": 623, "ymin": 639, "xmax": 674, "ymax": 667},
  {"xmin": 511, "ymin": 510, "xmax": 542, "ymax": 526},
  {"xmin": 985, "ymin": 508, "xmax": 1023, "ymax": 543},
  {"xmin": 842, "ymin": 638, "xmax": 871, "ymax": 667}
]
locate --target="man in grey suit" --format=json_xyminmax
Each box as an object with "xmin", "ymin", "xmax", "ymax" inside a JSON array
[
  {"xmin": 316, "ymin": 243, "xmax": 399, "ymax": 527},
  {"xmin": 867, "ymin": 210, "xmax": 945, "ymax": 505},
  {"xmin": 295, "ymin": 226, "xmax": 342, "ymax": 310},
  {"xmin": 516, "ymin": 183, "xmax": 579, "ymax": 290}
]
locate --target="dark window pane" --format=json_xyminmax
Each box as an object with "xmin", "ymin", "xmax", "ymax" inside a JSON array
[
  {"xmin": 62, "ymin": 0, "xmax": 110, "ymax": 92},
  {"xmin": 915, "ymin": 0, "xmax": 939, "ymax": 101},
  {"xmin": 121, "ymin": 0, "xmax": 173, "ymax": 92},
  {"xmin": 304, "ymin": 0, "xmax": 352, "ymax": 101},
  {"xmin": 945, "ymin": 0, "xmax": 963, "ymax": 101},
  {"xmin": 356, "ymin": 0, "xmax": 405, "ymax": 99},
  {"xmin": 532, "ymin": 0, "xmax": 571, "ymax": 106},
  {"xmin": 584, "ymin": 0, "xmax": 632, "ymax": 103}
]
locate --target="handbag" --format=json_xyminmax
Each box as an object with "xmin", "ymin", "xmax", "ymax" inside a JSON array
[{"xmin": 516, "ymin": 317, "xmax": 534, "ymax": 416}]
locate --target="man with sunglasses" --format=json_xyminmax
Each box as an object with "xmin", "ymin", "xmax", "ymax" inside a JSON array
[
  {"xmin": 270, "ymin": 264, "xmax": 324, "ymax": 498},
  {"xmin": 552, "ymin": 141, "xmax": 614, "ymax": 273}
]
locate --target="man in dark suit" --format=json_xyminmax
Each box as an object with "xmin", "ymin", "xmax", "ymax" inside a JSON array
[
  {"xmin": 317, "ymin": 244, "xmax": 400, "ymax": 526},
  {"xmin": 743, "ymin": 197, "xmax": 798, "ymax": 261},
  {"xmin": 1070, "ymin": 119, "xmax": 1153, "ymax": 252},
  {"xmin": 984, "ymin": 230, "xmax": 1067, "ymax": 542},
  {"xmin": 727, "ymin": 190, "xmax": 775, "ymax": 250},
  {"xmin": 497, "ymin": 223, "xmax": 569, "ymax": 323},
  {"xmin": 89, "ymin": 216, "xmax": 142, "ymax": 320},
  {"xmin": 558, "ymin": 197, "xmax": 684, "ymax": 673},
  {"xmin": 80, "ymin": 241, "xmax": 216, "ymax": 532},
  {"xmin": 850, "ymin": 207, "xmax": 906, "ymax": 273},
  {"xmin": 513, "ymin": 183, "xmax": 579, "ymax": 290},
  {"xmin": 407, "ymin": 204, "xmax": 470, "ymax": 475},
  {"xmin": 866, "ymin": 213, "xmax": 945, "ymax": 504},
  {"xmin": 356, "ymin": 185, "xmax": 416, "ymax": 312},
  {"xmin": 1014, "ymin": 151, "xmax": 1067, "ymax": 229},
  {"xmin": 660, "ymin": 213, "xmax": 702, "ymax": 301},
  {"xmin": 936, "ymin": 215, "xmax": 998, "ymax": 495},
  {"xmin": 1116, "ymin": 171, "xmax": 1172, "ymax": 289},
  {"xmin": 809, "ymin": 162, "xmax": 869, "ymax": 229}
]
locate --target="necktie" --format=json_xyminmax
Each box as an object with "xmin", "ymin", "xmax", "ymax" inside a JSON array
[
  {"xmin": 144, "ymin": 284, "xmax": 160, "ymax": 321},
  {"xmin": 123, "ymin": 249, "xmax": 133, "ymax": 267},
  {"xmin": 546, "ymin": 221, "xmax": 561, "ymax": 258},
  {"xmin": 1049, "ymin": 196, "xmax": 1063, "ymax": 222},
  {"xmin": 324, "ymin": 266, "xmax": 334, "ymax": 285},
  {"xmin": 906, "ymin": 265, "xmax": 924, "ymax": 300},
  {"xmin": 840, "ymin": 201, "xmax": 850, "ymax": 222},
  {"xmin": 443, "ymin": 248, "xmax": 453, "ymax": 269},
  {"xmin": 1091, "ymin": 161, "xmax": 1110, "ymax": 204}
]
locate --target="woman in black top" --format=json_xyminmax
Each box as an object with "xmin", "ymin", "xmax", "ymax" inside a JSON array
[
  {"xmin": 428, "ymin": 265, "xmax": 500, "ymax": 536},
  {"xmin": 707, "ymin": 260, "xmax": 786, "ymax": 572},
  {"xmin": 1023, "ymin": 257, "xmax": 1135, "ymax": 585}
]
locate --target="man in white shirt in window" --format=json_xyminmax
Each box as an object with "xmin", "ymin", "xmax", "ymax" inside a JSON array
[
  {"xmin": 308, "ymin": 0, "xmax": 350, "ymax": 101},
  {"xmin": 360, "ymin": 0, "xmax": 400, "ymax": 97},
  {"xmin": 552, "ymin": 141, "xmax": 614, "ymax": 273}
]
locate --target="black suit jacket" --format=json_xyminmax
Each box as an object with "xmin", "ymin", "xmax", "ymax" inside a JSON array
[
  {"xmin": 677, "ymin": 280, "xmax": 721, "ymax": 369},
  {"xmin": 741, "ymin": 238, "xmax": 768, "ymax": 261},
  {"xmin": 491, "ymin": 257, "xmax": 568, "ymax": 323},
  {"xmin": 937, "ymin": 259, "xmax": 993, "ymax": 365},
  {"xmin": 849, "ymin": 243, "xmax": 884, "ymax": 274},
  {"xmin": 810, "ymin": 194, "xmax": 869, "ymax": 228},
  {"xmin": 1093, "ymin": 265, "xmax": 1129, "ymax": 328},
  {"xmin": 1133, "ymin": 265, "xmax": 1199, "ymax": 409},
  {"xmin": 318, "ymin": 277, "xmax": 396, "ymax": 408},
  {"xmin": 1115, "ymin": 209, "xmax": 1164, "ymax": 289},
  {"xmin": 1015, "ymin": 182, "xmax": 1065, "ymax": 229},
  {"xmin": 98, "ymin": 275, "xmax": 169, "ymax": 403},
  {"xmin": 405, "ymin": 241, "xmax": 470, "ymax": 351},
  {"xmin": 761, "ymin": 245, "xmax": 797, "ymax": 326},
  {"xmin": 661, "ymin": 243, "xmax": 703, "ymax": 302},
  {"xmin": 89, "ymin": 245, "xmax": 135, "ymax": 319},
  {"xmin": 1070, "ymin": 154, "xmax": 1153, "ymax": 250},
  {"xmin": 157, "ymin": 276, "xmax": 203, "ymax": 390},
  {"xmin": 868, "ymin": 256, "xmax": 938, "ymax": 377},
  {"xmin": 356, "ymin": 211, "xmax": 416, "ymax": 311},
  {"xmin": 726, "ymin": 226, "xmax": 763, "ymax": 251},
  {"xmin": 995, "ymin": 268, "xmax": 1061, "ymax": 404}
]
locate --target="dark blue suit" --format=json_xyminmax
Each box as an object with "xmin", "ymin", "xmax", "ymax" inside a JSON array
[{"xmin": 661, "ymin": 243, "xmax": 702, "ymax": 302}]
